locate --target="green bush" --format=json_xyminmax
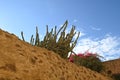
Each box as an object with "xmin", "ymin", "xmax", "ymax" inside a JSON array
[{"xmin": 69, "ymin": 53, "xmax": 104, "ymax": 72}]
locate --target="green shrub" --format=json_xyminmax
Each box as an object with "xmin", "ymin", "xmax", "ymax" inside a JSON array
[{"xmin": 69, "ymin": 53, "xmax": 104, "ymax": 72}]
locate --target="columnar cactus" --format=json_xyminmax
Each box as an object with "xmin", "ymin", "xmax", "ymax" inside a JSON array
[{"xmin": 21, "ymin": 20, "xmax": 80, "ymax": 59}]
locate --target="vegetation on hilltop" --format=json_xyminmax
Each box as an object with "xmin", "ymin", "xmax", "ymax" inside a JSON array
[
  {"xmin": 21, "ymin": 21, "xmax": 105, "ymax": 74},
  {"xmin": 21, "ymin": 21, "xmax": 80, "ymax": 59}
]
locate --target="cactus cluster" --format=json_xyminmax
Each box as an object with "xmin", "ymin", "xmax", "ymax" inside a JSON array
[{"xmin": 21, "ymin": 21, "xmax": 80, "ymax": 59}]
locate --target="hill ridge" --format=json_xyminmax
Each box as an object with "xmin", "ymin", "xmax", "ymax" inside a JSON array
[{"xmin": 0, "ymin": 29, "xmax": 111, "ymax": 80}]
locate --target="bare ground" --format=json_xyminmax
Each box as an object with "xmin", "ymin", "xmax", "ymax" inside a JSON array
[{"xmin": 0, "ymin": 29, "xmax": 112, "ymax": 80}]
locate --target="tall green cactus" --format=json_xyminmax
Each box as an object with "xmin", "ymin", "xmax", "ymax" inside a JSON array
[
  {"xmin": 21, "ymin": 31, "xmax": 25, "ymax": 42},
  {"xmin": 21, "ymin": 20, "xmax": 80, "ymax": 59},
  {"xmin": 35, "ymin": 27, "xmax": 40, "ymax": 46},
  {"xmin": 30, "ymin": 35, "xmax": 34, "ymax": 45}
]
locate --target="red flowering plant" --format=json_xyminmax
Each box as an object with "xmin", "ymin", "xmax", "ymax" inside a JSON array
[{"xmin": 68, "ymin": 49, "xmax": 104, "ymax": 72}]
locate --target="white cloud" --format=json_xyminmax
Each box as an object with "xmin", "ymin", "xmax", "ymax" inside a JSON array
[
  {"xmin": 73, "ymin": 30, "xmax": 85, "ymax": 40},
  {"xmin": 73, "ymin": 19, "xmax": 78, "ymax": 23},
  {"xmin": 73, "ymin": 34, "xmax": 120, "ymax": 61},
  {"xmin": 91, "ymin": 26, "xmax": 101, "ymax": 31},
  {"xmin": 80, "ymin": 31, "xmax": 86, "ymax": 37}
]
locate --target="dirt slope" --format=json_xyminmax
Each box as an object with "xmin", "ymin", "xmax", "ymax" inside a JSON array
[
  {"xmin": 0, "ymin": 29, "xmax": 111, "ymax": 80},
  {"xmin": 103, "ymin": 59, "xmax": 120, "ymax": 74}
]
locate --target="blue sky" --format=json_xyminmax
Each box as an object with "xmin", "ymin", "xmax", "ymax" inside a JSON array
[{"xmin": 0, "ymin": 0, "xmax": 120, "ymax": 61}]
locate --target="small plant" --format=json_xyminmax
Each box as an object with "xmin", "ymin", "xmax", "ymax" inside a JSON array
[
  {"xmin": 21, "ymin": 21, "xmax": 80, "ymax": 59},
  {"xmin": 69, "ymin": 50, "xmax": 104, "ymax": 72}
]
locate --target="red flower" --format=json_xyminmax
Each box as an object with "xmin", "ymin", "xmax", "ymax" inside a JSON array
[
  {"xmin": 69, "ymin": 54, "xmax": 74, "ymax": 62},
  {"xmin": 69, "ymin": 52, "xmax": 97, "ymax": 62}
]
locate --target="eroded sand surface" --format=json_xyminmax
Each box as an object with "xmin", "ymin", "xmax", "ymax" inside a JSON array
[{"xmin": 0, "ymin": 29, "xmax": 111, "ymax": 80}]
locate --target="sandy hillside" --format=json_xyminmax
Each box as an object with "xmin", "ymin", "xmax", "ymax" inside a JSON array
[
  {"xmin": 103, "ymin": 59, "xmax": 120, "ymax": 75},
  {"xmin": 0, "ymin": 29, "xmax": 112, "ymax": 80}
]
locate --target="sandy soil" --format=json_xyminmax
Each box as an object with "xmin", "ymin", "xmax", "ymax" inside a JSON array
[
  {"xmin": 103, "ymin": 59, "xmax": 120, "ymax": 75},
  {"xmin": 0, "ymin": 29, "xmax": 112, "ymax": 80}
]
